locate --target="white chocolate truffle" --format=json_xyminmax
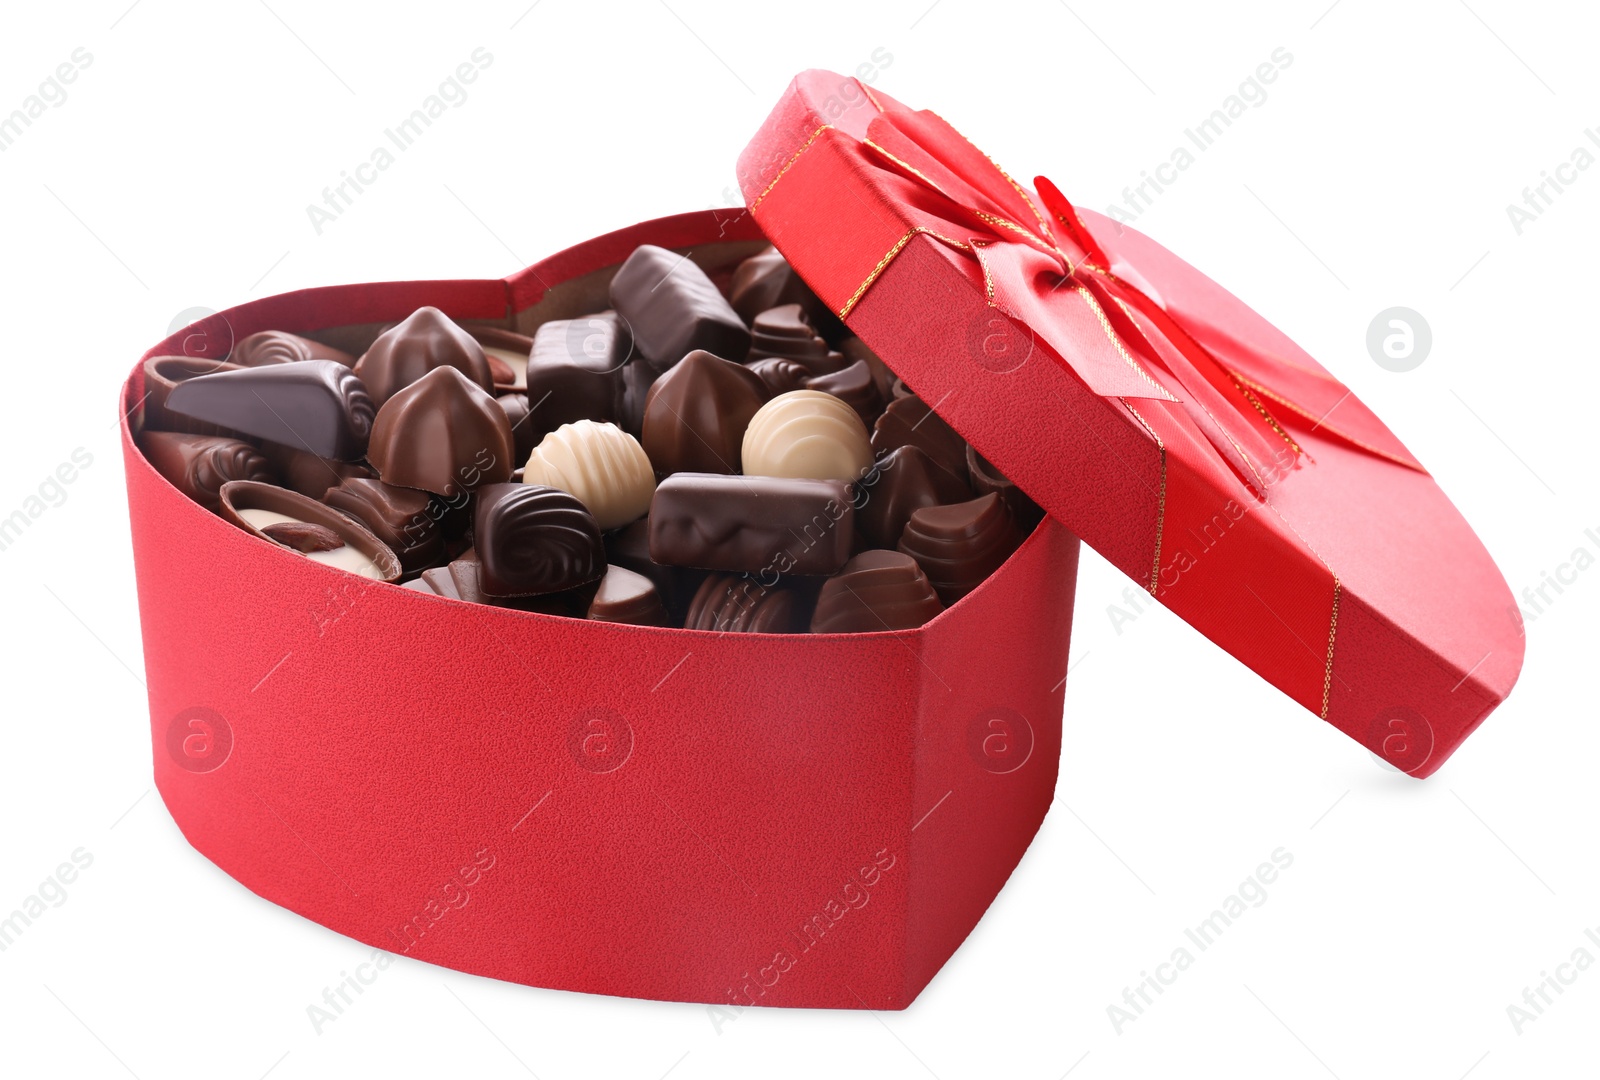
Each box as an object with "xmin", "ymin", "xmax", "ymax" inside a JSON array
[
  {"xmin": 741, "ymin": 390, "xmax": 873, "ymax": 483},
  {"xmin": 521, "ymin": 419, "xmax": 655, "ymax": 530}
]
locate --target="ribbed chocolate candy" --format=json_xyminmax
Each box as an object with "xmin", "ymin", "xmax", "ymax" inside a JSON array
[
  {"xmin": 740, "ymin": 390, "xmax": 873, "ymax": 484},
  {"xmin": 746, "ymin": 357, "xmax": 809, "ymax": 397},
  {"xmin": 609, "ymin": 244, "xmax": 750, "ymax": 370},
  {"xmin": 521, "ymin": 420, "xmax": 655, "ymax": 531},
  {"xmin": 810, "ymin": 550, "xmax": 944, "ymax": 633},
  {"xmin": 640, "ymin": 350, "xmax": 766, "ymax": 475},
  {"xmin": 472, "ymin": 483, "xmax": 605, "ymax": 597},
  {"xmin": 231, "ymin": 330, "xmax": 354, "ymax": 368},
  {"xmin": 966, "ymin": 444, "xmax": 1044, "ymax": 532},
  {"xmin": 323, "ymin": 477, "xmax": 444, "ymax": 573},
  {"xmin": 367, "ymin": 366, "xmax": 514, "ymax": 497},
  {"xmin": 804, "ymin": 359, "xmax": 885, "ymax": 427},
  {"xmin": 856, "ymin": 445, "xmax": 972, "ymax": 549},
  {"xmin": 684, "ymin": 573, "xmax": 803, "ymax": 633},
  {"xmin": 138, "ymin": 432, "xmax": 275, "ymax": 512},
  {"xmin": 164, "ymin": 360, "xmax": 375, "ymax": 460},
  {"xmin": 748, "ymin": 305, "xmax": 842, "ymax": 376},
  {"xmin": 355, "ymin": 306, "xmax": 495, "ymax": 406},
  {"xmin": 897, "ymin": 493, "xmax": 1024, "ymax": 606}
]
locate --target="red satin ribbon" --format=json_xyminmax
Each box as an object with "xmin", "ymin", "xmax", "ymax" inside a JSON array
[{"xmin": 849, "ymin": 102, "xmax": 1426, "ymax": 500}]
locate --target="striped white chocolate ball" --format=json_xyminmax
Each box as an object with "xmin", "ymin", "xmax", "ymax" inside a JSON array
[
  {"xmin": 741, "ymin": 390, "xmax": 873, "ymax": 483},
  {"xmin": 521, "ymin": 420, "xmax": 655, "ymax": 530}
]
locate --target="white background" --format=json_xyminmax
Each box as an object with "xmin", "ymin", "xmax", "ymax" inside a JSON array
[{"xmin": 0, "ymin": 0, "xmax": 1595, "ymax": 1076}]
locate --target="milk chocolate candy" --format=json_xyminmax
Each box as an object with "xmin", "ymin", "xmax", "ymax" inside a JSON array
[
  {"xmin": 138, "ymin": 432, "xmax": 275, "ymax": 513},
  {"xmin": 271, "ymin": 446, "xmax": 373, "ymax": 501},
  {"xmin": 218, "ymin": 480, "xmax": 401, "ymax": 583},
  {"xmin": 872, "ymin": 394, "xmax": 970, "ymax": 484},
  {"xmin": 741, "ymin": 390, "xmax": 873, "ymax": 483},
  {"xmin": 231, "ymin": 331, "xmax": 355, "ymax": 368},
  {"xmin": 470, "ymin": 327, "xmax": 533, "ymax": 391},
  {"xmin": 840, "ymin": 336, "xmax": 895, "ymax": 402},
  {"xmin": 367, "ymin": 366, "xmax": 514, "ymax": 497},
  {"xmin": 142, "ymin": 356, "xmax": 243, "ymax": 435},
  {"xmin": 472, "ymin": 483, "xmax": 605, "ymax": 597},
  {"xmin": 897, "ymin": 493, "xmax": 1024, "ymax": 606},
  {"xmin": 649, "ymin": 472, "xmax": 854, "ymax": 575},
  {"xmin": 355, "ymin": 306, "xmax": 495, "ymax": 406},
  {"xmin": 323, "ymin": 477, "xmax": 445, "ymax": 573},
  {"xmin": 640, "ymin": 350, "xmax": 766, "ymax": 475},
  {"xmin": 520, "ymin": 420, "xmax": 655, "ymax": 531},
  {"xmin": 496, "ymin": 393, "xmax": 539, "ymax": 465},
  {"xmin": 746, "ymin": 357, "xmax": 809, "ymax": 398},
  {"xmin": 587, "ymin": 565, "xmax": 669, "ymax": 626},
  {"xmin": 748, "ymin": 305, "xmax": 842, "ymax": 376},
  {"xmin": 857, "ymin": 445, "xmax": 973, "ymax": 549},
  {"xmin": 728, "ymin": 247, "xmax": 847, "ymax": 342},
  {"xmin": 415, "ymin": 552, "xmax": 579, "ymax": 615},
  {"xmin": 605, "ymin": 518, "xmax": 706, "ymax": 625},
  {"xmin": 164, "ymin": 360, "xmax": 375, "ymax": 461},
  {"xmin": 810, "ymin": 550, "xmax": 944, "ymax": 633},
  {"xmin": 804, "ymin": 359, "xmax": 885, "ymax": 427},
  {"xmin": 609, "ymin": 244, "xmax": 750, "ymax": 370},
  {"xmin": 684, "ymin": 573, "xmax": 804, "ymax": 633},
  {"xmin": 966, "ymin": 444, "xmax": 1044, "ymax": 532},
  {"xmin": 523, "ymin": 313, "xmax": 631, "ymax": 440}
]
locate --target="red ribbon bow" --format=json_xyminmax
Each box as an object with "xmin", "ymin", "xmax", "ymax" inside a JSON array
[{"xmin": 847, "ymin": 100, "xmax": 1425, "ymax": 498}]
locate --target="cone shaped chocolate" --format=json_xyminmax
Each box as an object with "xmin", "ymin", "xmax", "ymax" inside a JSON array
[
  {"xmin": 164, "ymin": 360, "xmax": 374, "ymax": 460},
  {"xmin": 355, "ymin": 306, "xmax": 494, "ymax": 405},
  {"xmin": 367, "ymin": 366, "xmax": 514, "ymax": 497},
  {"xmin": 640, "ymin": 350, "xmax": 766, "ymax": 475}
]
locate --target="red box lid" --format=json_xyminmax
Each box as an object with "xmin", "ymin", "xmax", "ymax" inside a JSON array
[{"xmin": 738, "ymin": 71, "xmax": 1523, "ymax": 777}]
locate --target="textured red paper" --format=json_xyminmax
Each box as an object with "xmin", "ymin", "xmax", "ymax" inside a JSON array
[
  {"xmin": 122, "ymin": 211, "xmax": 1080, "ymax": 1010},
  {"xmin": 739, "ymin": 71, "xmax": 1523, "ymax": 777}
]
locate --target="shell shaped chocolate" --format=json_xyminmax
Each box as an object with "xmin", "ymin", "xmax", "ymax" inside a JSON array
[
  {"xmin": 367, "ymin": 366, "xmax": 514, "ymax": 497},
  {"xmin": 472, "ymin": 483, "xmax": 606, "ymax": 597},
  {"xmin": 810, "ymin": 549, "xmax": 944, "ymax": 633},
  {"xmin": 684, "ymin": 573, "xmax": 801, "ymax": 633},
  {"xmin": 355, "ymin": 306, "xmax": 494, "ymax": 405},
  {"xmin": 231, "ymin": 330, "xmax": 355, "ymax": 367},
  {"xmin": 139, "ymin": 432, "xmax": 275, "ymax": 513},
  {"xmin": 748, "ymin": 304, "xmax": 842, "ymax": 376},
  {"xmin": 897, "ymin": 493, "xmax": 1024, "ymax": 606},
  {"xmin": 745, "ymin": 357, "xmax": 810, "ymax": 397},
  {"xmin": 804, "ymin": 358, "xmax": 886, "ymax": 427},
  {"xmin": 741, "ymin": 390, "xmax": 873, "ymax": 483},
  {"xmin": 520, "ymin": 420, "xmax": 655, "ymax": 531}
]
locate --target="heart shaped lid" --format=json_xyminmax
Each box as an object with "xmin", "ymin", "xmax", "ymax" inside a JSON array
[{"xmin": 738, "ymin": 71, "xmax": 1523, "ymax": 776}]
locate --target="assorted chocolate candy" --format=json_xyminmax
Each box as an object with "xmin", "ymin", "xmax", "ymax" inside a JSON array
[{"xmin": 135, "ymin": 244, "xmax": 1040, "ymax": 632}]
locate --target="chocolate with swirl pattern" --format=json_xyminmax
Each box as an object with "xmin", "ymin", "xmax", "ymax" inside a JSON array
[
  {"xmin": 230, "ymin": 330, "xmax": 355, "ymax": 368},
  {"xmin": 137, "ymin": 432, "xmax": 276, "ymax": 513},
  {"xmin": 472, "ymin": 483, "xmax": 606, "ymax": 597}
]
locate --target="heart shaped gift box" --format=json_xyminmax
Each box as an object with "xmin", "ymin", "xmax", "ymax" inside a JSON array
[{"xmin": 121, "ymin": 70, "xmax": 1522, "ymax": 1012}]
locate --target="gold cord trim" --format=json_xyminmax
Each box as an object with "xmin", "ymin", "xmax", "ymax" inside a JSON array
[
  {"xmin": 1234, "ymin": 375, "xmax": 1421, "ymax": 471},
  {"xmin": 1075, "ymin": 287, "xmax": 1178, "ymax": 402},
  {"xmin": 1225, "ymin": 373, "xmax": 1302, "ymax": 456},
  {"xmin": 751, "ymin": 124, "xmax": 833, "ymax": 209},
  {"xmin": 837, "ymin": 227, "xmax": 970, "ymax": 320},
  {"xmin": 1123, "ymin": 402, "xmax": 1166, "ymax": 594},
  {"xmin": 1322, "ymin": 580, "xmax": 1341, "ymax": 720}
]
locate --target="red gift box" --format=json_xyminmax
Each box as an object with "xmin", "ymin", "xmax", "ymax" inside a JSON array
[
  {"xmin": 739, "ymin": 71, "xmax": 1523, "ymax": 777},
  {"xmin": 121, "ymin": 210, "xmax": 1080, "ymax": 1010},
  {"xmin": 120, "ymin": 70, "xmax": 1524, "ymax": 1012}
]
